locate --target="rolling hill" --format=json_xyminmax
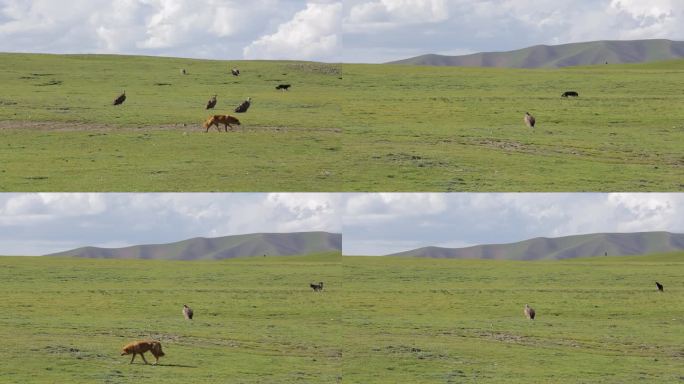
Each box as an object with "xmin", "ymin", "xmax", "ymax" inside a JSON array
[
  {"xmin": 45, "ymin": 231, "xmax": 341, "ymax": 260},
  {"xmin": 388, "ymin": 231, "xmax": 684, "ymax": 260},
  {"xmin": 388, "ymin": 39, "xmax": 684, "ymax": 68}
]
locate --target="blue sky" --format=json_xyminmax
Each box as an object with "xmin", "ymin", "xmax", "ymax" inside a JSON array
[{"xmin": 1, "ymin": 0, "xmax": 682, "ymax": 63}]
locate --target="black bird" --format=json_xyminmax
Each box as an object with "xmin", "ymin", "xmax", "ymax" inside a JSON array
[
  {"xmin": 234, "ymin": 97, "xmax": 251, "ymax": 113},
  {"xmin": 275, "ymin": 84, "xmax": 291, "ymax": 91},
  {"xmin": 231, "ymin": 68, "xmax": 240, "ymax": 76},
  {"xmin": 206, "ymin": 94, "xmax": 217, "ymax": 110},
  {"xmin": 182, "ymin": 304, "xmax": 194, "ymax": 320},
  {"xmin": 656, "ymin": 282, "xmax": 664, "ymax": 292},
  {"xmin": 113, "ymin": 90, "xmax": 126, "ymax": 106},
  {"xmin": 310, "ymin": 282, "xmax": 324, "ymax": 292}
]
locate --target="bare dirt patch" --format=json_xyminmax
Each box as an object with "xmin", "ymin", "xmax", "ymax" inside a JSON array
[{"xmin": 0, "ymin": 120, "xmax": 341, "ymax": 134}]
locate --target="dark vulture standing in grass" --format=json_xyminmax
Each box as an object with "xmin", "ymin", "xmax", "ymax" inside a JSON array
[
  {"xmin": 524, "ymin": 304, "xmax": 535, "ymax": 320},
  {"xmin": 234, "ymin": 97, "xmax": 251, "ymax": 113},
  {"xmin": 524, "ymin": 112, "xmax": 535, "ymax": 128},
  {"xmin": 182, "ymin": 304, "xmax": 194, "ymax": 320},
  {"xmin": 275, "ymin": 84, "xmax": 291, "ymax": 91},
  {"xmin": 206, "ymin": 94, "xmax": 217, "ymax": 110},
  {"xmin": 656, "ymin": 282, "xmax": 664, "ymax": 292},
  {"xmin": 231, "ymin": 68, "xmax": 240, "ymax": 76},
  {"xmin": 310, "ymin": 282, "xmax": 324, "ymax": 292},
  {"xmin": 180, "ymin": 68, "xmax": 187, "ymax": 75},
  {"xmin": 113, "ymin": 91, "xmax": 126, "ymax": 106}
]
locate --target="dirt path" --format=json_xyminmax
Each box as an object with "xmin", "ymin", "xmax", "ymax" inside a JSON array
[{"xmin": 0, "ymin": 120, "xmax": 341, "ymax": 133}]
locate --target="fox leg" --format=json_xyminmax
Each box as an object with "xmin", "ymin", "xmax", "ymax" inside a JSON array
[
  {"xmin": 130, "ymin": 353, "xmax": 136, "ymax": 364},
  {"xmin": 140, "ymin": 352, "xmax": 149, "ymax": 365}
]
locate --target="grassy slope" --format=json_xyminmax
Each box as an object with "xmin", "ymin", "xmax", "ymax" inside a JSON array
[
  {"xmin": 390, "ymin": 39, "xmax": 684, "ymax": 67},
  {"xmin": 0, "ymin": 53, "xmax": 342, "ymax": 191},
  {"xmin": 343, "ymin": 253, "xmax": 684, "ymax": 383},
  {"xmin": 340, "ymin": 60, "xmax": 684, "ymax": 191},
  {"xmin": 1, "ymin": 54, "xmax": 683, "ymax": 191},
  {"xmin": 390, "ymin": 231, "xmax": 684, "ymax": 260},
  {"xmin": 48, "ymin": 232, "xmax": 342, "ymax": 260},
  {"xmin": 1, "ymin": 253, "xmax": 682, "ymax": 382},
  {"xmin": 0, "ymin": 252, "xmax": 341, "ymax": 383}
]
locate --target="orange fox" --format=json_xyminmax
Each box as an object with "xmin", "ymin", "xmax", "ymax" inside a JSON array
[
  {"xmin": 203, "ymin": 114, "xmax": 241, "ymax": 132},
  {"xmin": 121, "ymin": 340, "xmax": 165, "ymax": 365}
]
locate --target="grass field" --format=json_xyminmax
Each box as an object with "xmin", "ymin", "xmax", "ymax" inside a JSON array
[
  {"xmin": 340, "ymin": 60, "xmax": 684, "ymax": 191},
  {"xmin": 0, "ymin": 53, "xmax": 342, "ymax": 191},
  {"xmin": 343, "ymin": 253, "xmax": 684, "ymax": 383},
  {"xmin": 2, "ymin": 252, "xmax": 682, "ymax": 382},
  {"xmin": 0, "ymin": 253, "xmax": 341, "ymax": 383},
  {"xmin": 1, "ymin": 53, "xmax": 683, "ymax": 191}
]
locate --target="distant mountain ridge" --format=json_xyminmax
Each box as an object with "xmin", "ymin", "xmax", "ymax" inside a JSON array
[
  {"xmin": 388, "ymin": 39, "xmax": 684, "ymax": 68},
  {"xmin": 387, "ymin": 232, "xmax": 684, "ymax": 260},
  {"xmin": 46, "ymin": 231, "xmax": 341, "ymax": 260}
]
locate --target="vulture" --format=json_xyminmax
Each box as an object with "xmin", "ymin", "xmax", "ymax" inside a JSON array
[
  {"xmin": 234, "ymin": 97, "xmax": 251, "ymax": 113},
  {"xmin": 182, "ymin": 304, "xmax": 194, "ymax": 320},
  {"xmin": 524, "ymin": 304, "xmax": 535, "ymax": 320},
  {"xmin": 206, "ymin": 94, "xmax": 217, "ymax": 110},
  {"xmin": 656, "ymin": 282, "xmax": 664, "ymax": 292},
  {"xmin": 524, "ymin": 112, "xmax": 535, "ymax": 128},
  {"xmin": 310, "ymin": 282, "xmax": 324, "ymax": 292},
  {"xmin": 180, "ymin": 68, "xmax": 187, "ymax": 75},
  {"xmin": 231, "ymin": 68, "xmax": 240, "ymax": 76},
  {"xmin": 275, "ymin": 84, "xmax": 291, "ymax": 91},
  {"xmin": 113, "ymin": 91, "xmax": 126, "ymax": 106}
]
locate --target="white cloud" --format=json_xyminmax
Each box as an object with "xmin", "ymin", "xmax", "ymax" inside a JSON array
[
  {"xmin": 344, "ymin": 193, "xmax": 447, "ymax": 226},
  {"xmin": 0, "ymin": 0, "xmax": 302, "ymax": 59},
  {"xmin": 344, "ymin": 0, "xmax": 450, "ymax": 32},
  {"xmin": 0, "ymin": 193, "xmax": 341, "ymax": 256},
  {"xmin": 243, "ymin": 2, "xmax": 342, "ymax": 60},
  {"xmin": 343, "ymin": 193, "xmax": 684, "ymax": 255},
  {"xmin": 0, "ymin": 193, "xmax": 107, "ymax": 225},
  {"xmin": 2, "ymin": 0, "xmax": 683, "ymax": 62}
]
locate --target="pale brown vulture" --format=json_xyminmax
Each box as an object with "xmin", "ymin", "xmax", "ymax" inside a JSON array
[
  {"xmin": 234, "ymin": 97, "xmax": 251, "ymax": 113},
  {"xmin": 524, "ymin": 304, "xmax": 535, "ymax": 320},
  {"xmin": 182, "ymin": 304, "xmax": 194, "ymax": 320},
  {"xmin": 113, "ymin": 91, "xmax": 126, "ymax": 106},
  {"xmin": 524, "ymin": 112, "xmax": 535, "ymax": 128},
  {"xmin": 206, "ymin": 95, "xmax": 217, "ymax": 110}
]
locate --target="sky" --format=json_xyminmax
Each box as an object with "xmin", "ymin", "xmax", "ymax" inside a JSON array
[
  {"xmin": 0, "ymin": 193, "xmax": 342, "ymax": 256},
  {"xmin": 2, "ymin": 193, "xmax": 684, "ymax": 256},
  {"xmin": 342, "ymin": 193, "xmax": 684, "ymax": 255},
  {"xmin": 0, "ymin": 0, "xmax": 682, "ymax": 63}
]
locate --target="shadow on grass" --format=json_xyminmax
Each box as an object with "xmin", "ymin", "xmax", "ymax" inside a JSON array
[{"xmin": 156, "ymin": 363, "xmax": 198, "ymax": 368}]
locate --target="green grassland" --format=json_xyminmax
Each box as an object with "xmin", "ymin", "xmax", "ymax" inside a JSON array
[
  {"xmin": 0, "ymin": 53, "xmax": 342, "ymax": 191},
  {"xmin": 340, "ymin": 60, "xmax": 684, "ymax": 191},
  {"xmin": 2, "ymin": 252, "xmax": 682, "ymax": 383},
  {"xmin": 2, "ymin": 53, "xmax": 684, "ymax": 191},
  {"xmin": 343, "ymin": 253, "xmax": 684, "ymax": 383},
  {"xmin": 0, "ymin": 253, "xmax": 341, "ymax": 383}
]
